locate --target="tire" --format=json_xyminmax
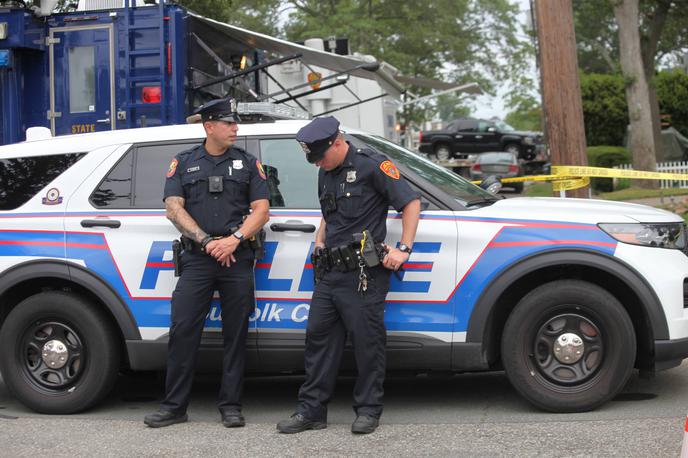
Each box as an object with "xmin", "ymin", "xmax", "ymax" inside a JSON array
[
  {"xmin": 0, "ymin": 291, "xmax": 121, "ymax": 414},
  {"xmin": 511, "ymin": 182, "xmax": 524, "ymax": 193},
  {"xmin": 432, "ymin": 144, "xmax": 451, "ymax": 161},
  {"xmin": 503, "ymin": 143, "xmax": 521, "ymax": 157},
  {"xmin": 501, "ymin": 280, "xmax": 635, "ymax": 413}
]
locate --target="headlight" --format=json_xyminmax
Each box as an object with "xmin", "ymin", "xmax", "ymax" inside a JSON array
[
  {"xmin": 523, "ymin": 137, "xmax": 534, "ymax": 145},
  {"xmin": 598, "ymin": 223, "xmax": 687, "ymax": 249}
]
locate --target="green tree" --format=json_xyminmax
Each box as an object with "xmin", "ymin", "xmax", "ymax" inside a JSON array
[
  {"xmin": 282, "ymin": 0, "xmax": 534, "ymax": 120},
  {"xmin": 176, "ymin": 0, "xmax": 282, "ymax": 35},
  {"xmin": 579, "ymin": 73, "xmax": 628, "ymax": 146},
  {"xmin": 655, "ymin": 70, "xmax": 688, "ymax": 135},
  {"xmin": 504, "ymin": 94, "xmax": 542, "ymax": 132}
]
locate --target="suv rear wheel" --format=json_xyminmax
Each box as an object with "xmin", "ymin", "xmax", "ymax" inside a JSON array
[
  {"xmin": 0, "ymin": 291, "xmax": 120, "ymax": 413},
  {"xmin": 501, "ymin": 280, "xmax": 635, "ymax": 412}
]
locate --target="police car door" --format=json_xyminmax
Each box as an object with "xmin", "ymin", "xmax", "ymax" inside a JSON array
[
  {"xmin": 253, "ymin": 134, "xmax": 457, "ymax": 372},
  {"xmin": 247, "ymin": 136, "xmax": 319, "ymax": 370},
  {"xmin": 64, "ymin": 139, "xmax": 259, "ymax": 367}
]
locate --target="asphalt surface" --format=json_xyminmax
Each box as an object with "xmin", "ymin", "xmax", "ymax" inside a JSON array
[{"xmin": 1, "ymin": 361, "xmax": 687, "ymax": 457}]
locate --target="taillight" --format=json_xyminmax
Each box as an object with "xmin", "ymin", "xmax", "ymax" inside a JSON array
[
  {"xmin": 508, "ymin": 164, "xmax": 518, "ymax": 173},
  {"xmin": 419, "ymin": 131, "xmax": 423, "ymax": 143},
  {"xmin": 471, "ymin": 163, "xmax": 481, "ymax": 171},
  {"xmin": 142, "ymin": 86, "xmax": 161, "ymax": 103}
]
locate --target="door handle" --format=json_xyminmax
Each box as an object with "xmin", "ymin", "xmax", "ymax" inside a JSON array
[
  {"xmin": 475, "ymin": 135, "xmax": 483, "ymax": 139},
  {"xmin": 270, "ymin": 223, "xmax": 316, "ymax": 233},
  {"xmin": 96, "ymin": 118, "xmax": 111, "ymax": 124},
  {"xmin": 80, "ymin": 219, "xmax": 121, "ymax": 228}
]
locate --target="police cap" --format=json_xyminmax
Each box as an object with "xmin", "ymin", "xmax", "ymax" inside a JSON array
[
  {"xmin": 193, "ymin": 97, "xmax": 241, "ymax": 123},
  {"xmin": 296, "ymin": 116, "xmax": 340, "ymax": 163}
]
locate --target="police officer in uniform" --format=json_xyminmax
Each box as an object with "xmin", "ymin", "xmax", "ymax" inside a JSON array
[
  {"xmin": 277, "ymin": 117, "xmax": 421, "ymax": 434},
  {"xmin": 144, "ymin": 98, "xmax": 270, "ymax": 428}
]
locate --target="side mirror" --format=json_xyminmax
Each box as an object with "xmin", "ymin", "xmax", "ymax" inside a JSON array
[
  {"xmin": 479, "ymin": 175, "xmax": 502, "ymax": 194},
  {"xmin": 487, "ymin": 127, "xmax": 496, "ymax": 133}
]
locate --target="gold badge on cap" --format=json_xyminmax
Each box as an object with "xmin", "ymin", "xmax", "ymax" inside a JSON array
[{"xmin": 230, "ymin": 99, "xmax": 237, "ymax": 112}]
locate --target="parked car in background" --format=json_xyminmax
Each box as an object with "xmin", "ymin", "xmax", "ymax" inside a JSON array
[
  {"xmin": 469, "ymin": 151, "xmax": 523, "ymax": 192},
  {"xmin": 418, "ymin": 117, "xmax": 544, "ymax": 161}
]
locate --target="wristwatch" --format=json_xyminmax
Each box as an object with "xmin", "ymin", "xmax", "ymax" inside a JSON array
[
  {"xmin": 232, "ymin": 230, "xmax": 245, "ymax": 241},
  {"xmin": 398, "ymin": 244, "xmax": 412, "ymax": 255}
]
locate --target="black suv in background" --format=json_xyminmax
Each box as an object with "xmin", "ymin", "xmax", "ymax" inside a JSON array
[{"xmin": 418, "ymin": 117, "xmax": 544, "ymax": 161}]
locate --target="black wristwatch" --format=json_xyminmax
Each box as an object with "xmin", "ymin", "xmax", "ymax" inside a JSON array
[{"xmin": 398, "ymin": 244, "xmax": 412, "ymax": 255}]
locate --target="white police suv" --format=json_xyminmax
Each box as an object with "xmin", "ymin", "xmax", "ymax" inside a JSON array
[{"xmin": 1, "ymin": 112, "xmax": 687, "ymax": 415}]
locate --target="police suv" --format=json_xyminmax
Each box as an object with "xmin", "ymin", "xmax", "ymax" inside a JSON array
[{"xmin": 1, "ymin": 107, "xmax": 688, "ymax": 415}]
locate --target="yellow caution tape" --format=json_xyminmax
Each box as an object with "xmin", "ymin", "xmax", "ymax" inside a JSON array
[{"xmin": 470, "ymin": 165, "xmax": 688, "ymax": 192}]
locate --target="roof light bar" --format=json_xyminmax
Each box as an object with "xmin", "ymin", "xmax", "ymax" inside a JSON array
[{"xmin": 237, "ymin": 102, "xmax": 310, "ymax": 120}]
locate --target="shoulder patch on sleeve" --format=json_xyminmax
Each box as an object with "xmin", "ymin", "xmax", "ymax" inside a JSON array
[
  {"xmin": 166, "ymin": 158, "xmax": 179, "ymax": 178},
  {"xmin": 256, "ymin": 160, "xmax": 267, "ymax": 180},
  {"xmin": 379, "ymin": 160, "xmax": 400, "ymax": 180}
]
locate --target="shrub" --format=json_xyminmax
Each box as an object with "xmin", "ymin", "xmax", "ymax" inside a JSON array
[
  {"xmin": 587, "ymin": 146, "xmax": 631, "ymax": 192},
  {"xmin": 580, "ymin": 73, "xmax": 628, "ymax": 146}
]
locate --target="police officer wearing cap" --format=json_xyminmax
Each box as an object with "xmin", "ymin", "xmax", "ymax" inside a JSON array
[
  {"xmin": 277, "ymin": 117, "xmax": 421, "ymax": 435},
  {"xmin": 144, "ymin": 98, "xmax": 270, "ymax": 428}
]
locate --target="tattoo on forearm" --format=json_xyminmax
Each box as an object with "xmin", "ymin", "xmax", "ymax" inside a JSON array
[{"xmin": 165, "ymin": 196, "xmax": 207, "ymax": 242}]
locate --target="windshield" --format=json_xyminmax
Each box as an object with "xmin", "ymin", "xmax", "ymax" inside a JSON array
[
  {"xmin": 494, "ymin": 120, "xmax": 515, "ymax": 132},
  {"xmin": 349, "ymin": 133, "xmax": 496, "ymax": 205}
]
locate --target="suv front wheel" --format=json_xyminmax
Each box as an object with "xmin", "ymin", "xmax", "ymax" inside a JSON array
[
  {"xmin": 432, "ymin": 143, "xmax": 452, "ymax": 161},
  {"xmin": 0, "ymin": 291, "xmax": 121, "ymax": 413},
  {"xmin": 501, "ymin": 280, "xmax": 635, "ymax": 412}
]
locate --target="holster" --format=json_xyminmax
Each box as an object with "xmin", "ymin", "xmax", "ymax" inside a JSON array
[{"xmin": 172, "ymin": 239, "xmax": 182, "ymax": 277}]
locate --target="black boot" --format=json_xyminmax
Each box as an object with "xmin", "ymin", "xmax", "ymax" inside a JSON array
[
  {"xmin": 144, "ymin": 410, "xmax": 188, "ymax": 428},
  {"xmin": 351, "ymin": 415, "xmax": 379, "ymax": 434},
  {"xmin": 221, "ymin": 410, "xmax": 246, "ymax": 428},
  {"xmin": 276, "ymin": 413, "xmax": 327, "ymax": 434}
]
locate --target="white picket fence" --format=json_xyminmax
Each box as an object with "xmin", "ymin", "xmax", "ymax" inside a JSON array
[{"xmin": 615, "ymin": 161, "xmax": 688, "ymax": 189}]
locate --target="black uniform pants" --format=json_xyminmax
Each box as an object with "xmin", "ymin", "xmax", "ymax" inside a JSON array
[
  {"xmin": 160, "ymin": 250, "xmax": 254, "ymax": 415},
  {"xmin": 297, "ymin": 265, "xmax": 390, "ymax": 421}
]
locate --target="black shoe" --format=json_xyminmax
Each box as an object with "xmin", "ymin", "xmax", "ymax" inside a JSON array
[
  {"xmin": 351, "ymin": 415, "xmax": 379, "ymax": 434},
  {"xmin": 276, "ymin": 413, "xmax": 327, "ymax": 434},
  {"xmin": 221, "ymin": 410, "xmax": 245, "ymax": 428},
  {"xmin": 144, "ymin": 410, "xmax": 188, "ymax": 428}
]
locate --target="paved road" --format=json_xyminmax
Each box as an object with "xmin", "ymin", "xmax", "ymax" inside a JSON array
[{"xmin": 1, "ymin": 361, "xmax": 687, "ymax": 456}]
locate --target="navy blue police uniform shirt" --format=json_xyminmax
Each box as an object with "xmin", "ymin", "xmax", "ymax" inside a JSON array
[
  {"xmin": 319, "ymin": 143, "xmax": 419, "ymax": 248},
  {"xmin": 163, "ymin": 143, "xmax": 269, "ymax": 236}
]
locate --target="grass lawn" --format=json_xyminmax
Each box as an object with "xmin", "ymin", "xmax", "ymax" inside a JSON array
[{"xmin": 524, "ymin": 182, "xmax": 688, "ymax": 201}]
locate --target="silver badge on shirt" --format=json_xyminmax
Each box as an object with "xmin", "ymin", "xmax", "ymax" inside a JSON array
[
  {"xmin": 233, "ymin": 160, "xmax": 243, "ymax": 169},
  {"xmin": 346, "ymin": 170, "xmax": 357, "ymax": 183}
]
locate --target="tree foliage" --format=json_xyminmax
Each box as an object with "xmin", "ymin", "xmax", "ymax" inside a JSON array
[
  {"xmin": 580, "ymin": 73, "xmax": 628, "ymax": 146},
  {"xmin": 655, "ymin": 70, "xmax": 688, "ymax": 136},
  {"xmin": 504, "ymin": 94, "xmax": 542, "ymax": 132}
]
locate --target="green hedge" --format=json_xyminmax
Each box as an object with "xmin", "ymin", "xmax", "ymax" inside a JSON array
[
  {"xmin": 580, "ymin": 70, "xmax": 688, "ymax": 147},
  {"xmin": 587, "ymin": 146, "xmax": 631, "ymax": 192},
  {"xmin": 580, "ymin": 73, "xmax": 628, "ymax": 146},
  {"xmin": 655, "ymin": 70, "xmax": 688, "ymax": 136}
]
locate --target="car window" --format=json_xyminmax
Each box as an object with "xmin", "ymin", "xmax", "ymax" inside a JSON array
[
  {"xmin": 456, "ymin": 119, "xmax": 478, "ymax": 132},
  {"xmin": 91, "ymin": 141, "xmax": 201, "ymax": 208},
  {"xmin": 0, "ymin": 153, "xmax": 85, "ymax": 210},
  {"xmin": 494, "ymin": 120, "xmax": 516, "ymax": 132},
  {"xmin": 258, "ymin": 137, "xmax": 320, "ymax": 209},
  {"xmin": 349, "ymin": 134, "xmax": 496, "ymax": 205},
  {"xmin": 477, "ymin": 121, "xmax": 494, "ymax": 132},
  {"xmin": 479, "ymin": 152, "xmax": 516, "ymax": 163}
]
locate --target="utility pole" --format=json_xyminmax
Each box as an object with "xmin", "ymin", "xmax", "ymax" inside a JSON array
[{"xmin": 533, "ymin": 0, "xmax": 589, "ymax": 198}]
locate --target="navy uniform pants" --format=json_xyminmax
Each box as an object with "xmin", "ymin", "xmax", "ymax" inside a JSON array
[
  {"xmin": 160, "ymin": 249, "xmax": 254, "ymax": 415},
  {"xmin": 297, "ymin": 265, "xmax": 390, "ymax": 421}
]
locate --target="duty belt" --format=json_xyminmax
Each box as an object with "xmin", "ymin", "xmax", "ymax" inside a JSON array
[{"xmin": 315, "ymin": 241, "xmax": 387, "ymax": 273}]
